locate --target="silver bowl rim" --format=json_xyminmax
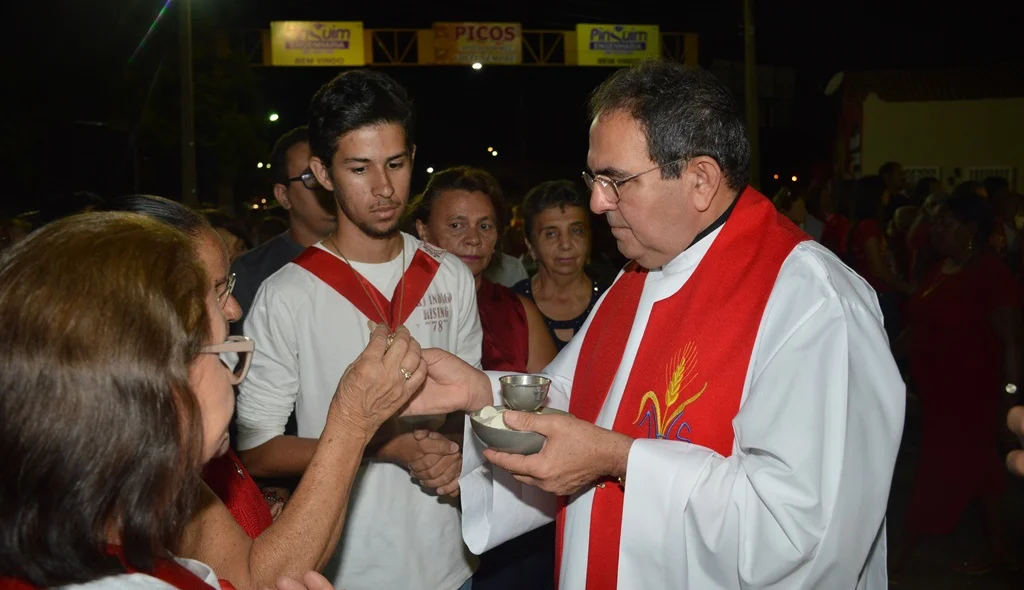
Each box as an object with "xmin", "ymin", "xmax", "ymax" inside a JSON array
[
  {"xmin": 498, "ymin": 374, "xmax": 552, "ymax": 386},
  {"xmin": 470, "ymin": 405, "xmax": 567, "ymax": 431}
]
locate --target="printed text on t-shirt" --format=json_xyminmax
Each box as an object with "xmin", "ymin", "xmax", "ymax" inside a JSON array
[{"xmin": 418, "ymin": 292, "xmax": 452, "ymax": 332}]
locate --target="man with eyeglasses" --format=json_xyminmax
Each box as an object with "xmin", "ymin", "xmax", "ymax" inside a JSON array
[
  {"xmin": 231, "ymin": 126, "xmax": 338, "ymax": 321},
  {"xmin": 406, "ymin": 60, "xmax": 904, "ymax": 589}
]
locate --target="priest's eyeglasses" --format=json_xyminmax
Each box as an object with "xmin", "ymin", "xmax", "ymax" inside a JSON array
[
  {"xmin": 582, "ymin": 157, "xmax": 687, "ymax": 200},
  {"xmin": 202, "ymin": 335, "xmax": 255, "ymax": 385},
  {"xmin": 287, "ymin": 170, "xmax": 321, "ymax": 191}
]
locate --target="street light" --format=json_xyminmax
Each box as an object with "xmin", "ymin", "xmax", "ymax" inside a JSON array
[
  {"xmin": 791, "ymin": 175, "xmax": 798, "ymax": 182},
  {"xmin": 426, "ymin": 167, "xmax": 434, "ymax": 174},
  {"xmin": 180, "ymin": 0, "xmax": 197, "ymax": 205},
  {"xmin": 491, "ymin": 150, "xmax": 498, "ymax": 157},
  {"xmin": 269, "ymin": 113, "xmax": 280, "ymax": 122},
  {"xmin": 472, "ymin": 62, "xmax": 483, "ymax": 70},
  {"xmin": 257, "ymin": 162, "xmax": 264, "ymax": 169}
]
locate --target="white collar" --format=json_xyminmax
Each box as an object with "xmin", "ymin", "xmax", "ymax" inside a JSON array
[{"xmin": 657, "ymin": 225, "xmax": 724, "ymax": 278}]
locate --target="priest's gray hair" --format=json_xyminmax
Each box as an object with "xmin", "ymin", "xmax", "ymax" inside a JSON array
[{"xmin": 589, "ymin": 59, "xmax": 751, "ymax": 191}]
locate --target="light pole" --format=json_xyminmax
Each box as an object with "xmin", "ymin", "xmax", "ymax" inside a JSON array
[
  {"xmin": 743, "ymin": 0, "xmax": 760, "ymax": 189},
  {"xmin": 180, "ymin": 0, "xmax": 197, "ymax": 205}
]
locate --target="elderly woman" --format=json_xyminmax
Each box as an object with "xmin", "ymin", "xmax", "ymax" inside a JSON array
[
  {"xmin": 100, "ymin": 195, "xmax": 433, "ymax": 590},
  {"xmin": 409, "ymin": 167, "xmax": 557, "ymax": 373},
  {"xmin": 0, "ymin": 212, "xmax": 425, "ymax": 589},
  {"xmin": 513, "ymin": 180, "xmax": 609, "ymax": 351}
]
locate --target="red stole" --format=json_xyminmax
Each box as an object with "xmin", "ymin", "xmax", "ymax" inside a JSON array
[
  {"xmin": 555, "ymin": 187, "xmax": 808, "ymax": 589},
  {"xmin": 292, "ymin": 242, "xmax": 443, "ymax": 330},
  {"xmin": 0, "ymin": 547, "xmax": 233, "ymax": 590},
  {"xmin": 202, "ymin": 448, "xmax": 273, "ymax": 539},
  {"xmin": 477, "ymin": 278, "xmax": 530, "ymax": 372}
]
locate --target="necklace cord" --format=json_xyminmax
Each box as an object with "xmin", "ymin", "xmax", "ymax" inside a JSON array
[{"xmin": 326, "ymin": 234, "xmax": 406, "ymax": 333}]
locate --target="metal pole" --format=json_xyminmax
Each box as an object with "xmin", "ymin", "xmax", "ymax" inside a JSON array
[
  {"xmin": 180, "ymin": 0, "xmax": 197, "ymax": 205},
  {"xmin": 743, "ymin": 0, "xmax": 760, "ymax": 190},
  {"xmin": 518, "ymin": 82, "xmax": 528, "ymax": 163}
]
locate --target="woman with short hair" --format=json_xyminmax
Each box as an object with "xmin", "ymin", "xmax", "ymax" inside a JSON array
[
  {"xmin": 409, "ymin": 167, "xmax": 557, "ymax": 373},
  {"xmin": 513, "ymin": 180, "xmax": 609, "ymax": 351}
]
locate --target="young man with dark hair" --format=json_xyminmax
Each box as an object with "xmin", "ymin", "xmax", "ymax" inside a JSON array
[{"xmin": 236, "ymin": 70, "xmax": 479, "ymax": 590}]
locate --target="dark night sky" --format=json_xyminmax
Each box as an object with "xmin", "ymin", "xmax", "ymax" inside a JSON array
[{"xmin": 3, "ymin": 0, "xmax": 1021, "ymax": 209}]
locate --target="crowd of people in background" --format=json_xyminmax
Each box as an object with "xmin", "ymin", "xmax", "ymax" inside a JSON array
[{"xmin": 773, "ymin": 164, "xmax": 1024, "ymax": 577}]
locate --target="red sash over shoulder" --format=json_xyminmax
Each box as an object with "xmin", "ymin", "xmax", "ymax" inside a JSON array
[
  {"xmin": 292, "ymin": 240, "xmax": 444, "ymax": 331},
  {"xmin": 202, "ymin": 448, "xmax": 273, "ymax": 539},
  {"xmin": 477, "ymin": 278, "xmax": 530, "ymax": 372},
  {"xmin": 555, "ymin": 187, "xmax": 809, "ymax": 589},
  {"xmin": 110, "ymin": 545, "xmax": 233, "ymax": 590}
]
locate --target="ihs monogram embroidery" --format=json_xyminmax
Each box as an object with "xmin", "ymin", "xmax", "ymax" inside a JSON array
[{"xmin": 632, "ymin": 342, "xmax": 708, "ymax": 441}]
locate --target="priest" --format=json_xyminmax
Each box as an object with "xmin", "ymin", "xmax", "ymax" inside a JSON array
[{"xmin": 406, "ymin": 59, "xmax": 905, "ymax": 589}]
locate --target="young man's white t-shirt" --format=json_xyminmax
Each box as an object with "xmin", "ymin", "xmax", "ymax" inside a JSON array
[{"xmin": 236, "ymin": 232, "xmax": 482, "ymax": 590}]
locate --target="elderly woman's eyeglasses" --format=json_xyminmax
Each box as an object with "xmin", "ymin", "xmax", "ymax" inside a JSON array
[
  {"xmin": 582, "ymin": 157, "xmax": 688, "ymax": 201},
  {"xmin": 287, "ymin": 170, "xmax": 321, "ymax": 191},
  {"xmin": 202, "ymin": 335, "xmax": 254, "ymax": 385},
  {"xmin": 216, "ymin": 273, "xmax": 236, "ymax": 309}
]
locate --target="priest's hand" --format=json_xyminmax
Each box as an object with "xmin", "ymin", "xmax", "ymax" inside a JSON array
[
  {"xmin": 1008, "ymin": 406, "xmax": 1024, "ymax": 476},
  {"xmin": 483, "ymin": 410, "xmax": 634, "ymax": 496},
  {"xmin": 401, "ymin": 348, "xmax": 493, "ymax": 416}
]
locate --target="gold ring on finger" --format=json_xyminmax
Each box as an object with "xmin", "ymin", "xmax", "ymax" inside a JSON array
[
  {"xmin": 400, "ymin": 367, "xmax": 412, "ymax": 380},
  {"xmin": 385, "ymin": 332, "xmax": 396, "ymax": 352}
]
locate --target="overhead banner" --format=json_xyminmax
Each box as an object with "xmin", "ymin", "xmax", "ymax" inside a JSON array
[
  {"xmin": 433, "ymin": 22, "xmax": 522, "ymax": 65},
  {"xmin": 270, "ymin": 21, "xmax": 365, "ymax": 66},
  {"xmin": 576, "ymin": 24, "xmax": 660, "ymax": 66}
]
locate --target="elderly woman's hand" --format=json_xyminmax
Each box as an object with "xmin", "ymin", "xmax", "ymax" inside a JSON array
[
  {"xmin": 327, "ymin": 324, "xmax": 426, "ymax": 442},
  {"xmin": 269, "ymin": 571, "xmax": 335, "ymax": 590}
]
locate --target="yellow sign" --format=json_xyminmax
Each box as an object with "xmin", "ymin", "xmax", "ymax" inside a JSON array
[
  {"xmin": 576, "ymin": 24, "xmax": 660, "ymax": 67},
  {"xmin": 433, "ymin": 22, "xmax": 522, "ymax": 65},
  {"xmin": 270, "ymin": 21, "xmax": 365, "ymax": 66}
]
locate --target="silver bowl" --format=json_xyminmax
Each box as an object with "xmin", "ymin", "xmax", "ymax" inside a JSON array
[
  {"xmin": 499, "ymin": 374, "xmax": 551, "ymax": 412},
  {"xmin": 470, "ymin": 405, "xmax": 568, "ymax": 455}
]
